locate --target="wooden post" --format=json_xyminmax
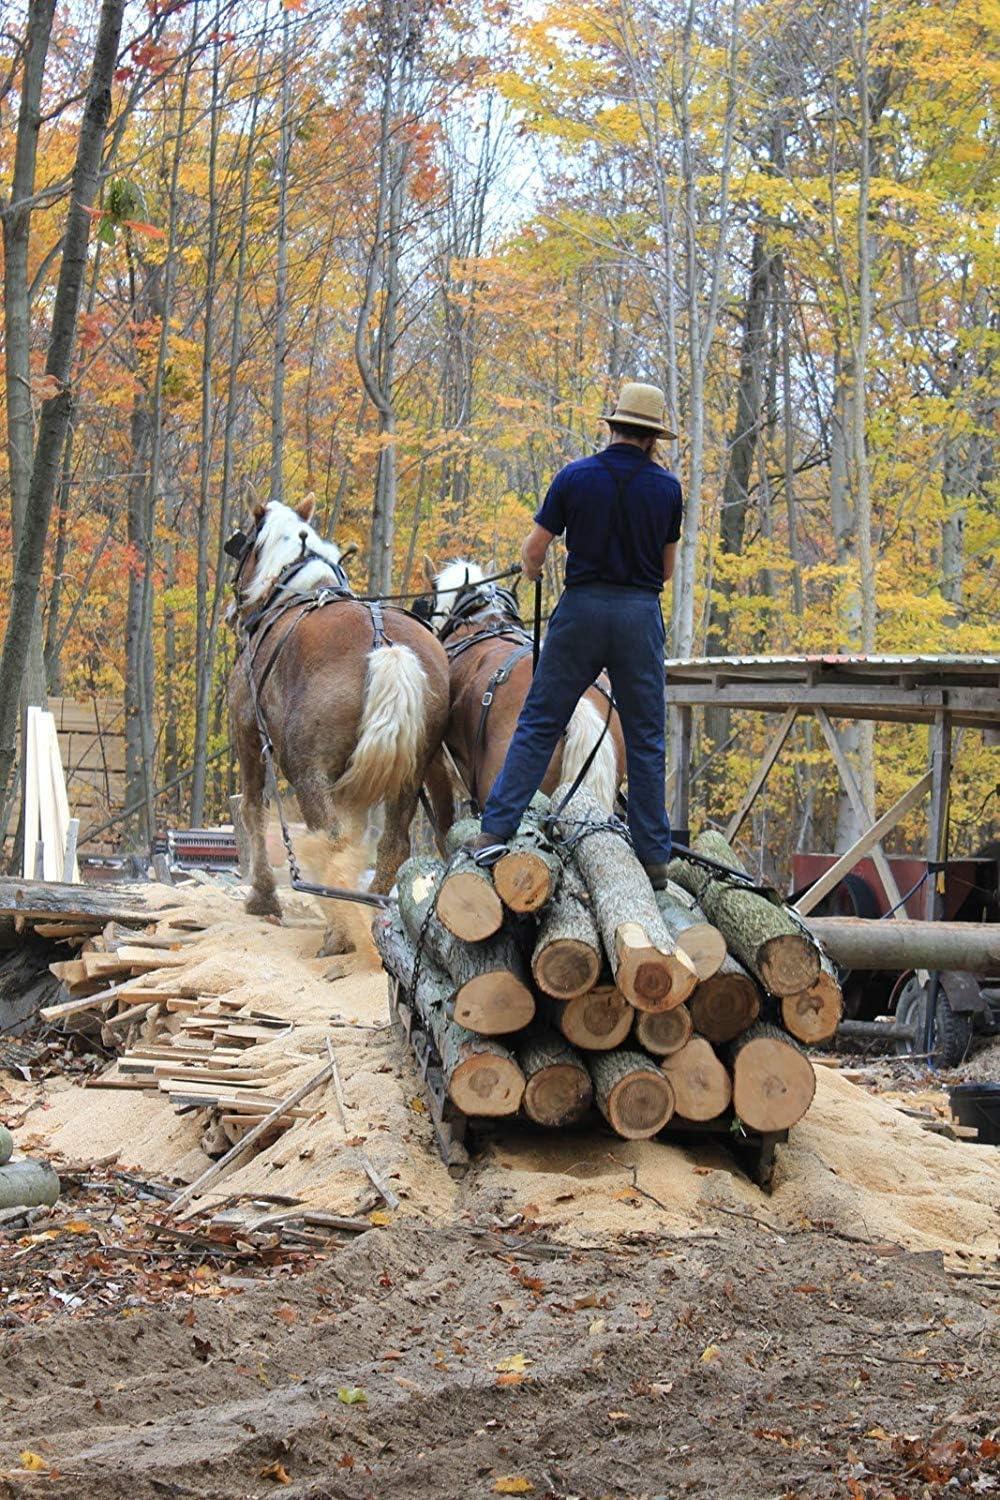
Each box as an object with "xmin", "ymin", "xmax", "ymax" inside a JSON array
[
  {"xmin": 813, "ymin": 708, "xmax": 910, "ymax": 920},
  {"xmin": 724, "ymin": 707, "xmax": 796, "ymax": 843},
  {"xmin": 924, "ymin": 711, "xmax": 951, "ymax": 923},
  {"xmin": 672, "ymin": 703, "xmax": 692, "ymax": 833}
]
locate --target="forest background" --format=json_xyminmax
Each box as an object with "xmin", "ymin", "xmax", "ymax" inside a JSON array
[{"xmin": 0, "ymin": 0, "xmax": 997, "ymax": 873}]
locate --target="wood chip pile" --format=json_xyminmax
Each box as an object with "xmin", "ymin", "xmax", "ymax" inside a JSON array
[{"xmin": 375, "ymin": 786, "xmax": 843, "ymax": 1142}]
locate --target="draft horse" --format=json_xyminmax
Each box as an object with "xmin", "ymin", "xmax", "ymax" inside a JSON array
[
  {"xmin": 421, "ymin": 559, "xmax": 625, "ymax": 814},
  {"xmin": 228, "ymin": 494, "xmax": 452, "ymax": 953}
]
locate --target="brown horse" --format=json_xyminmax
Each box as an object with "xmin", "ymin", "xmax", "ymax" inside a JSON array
[
  {"xmin": 424, "ymin": 559, "xmax": 625, "ymax": 813},
  {"xmin": 228, "ymin": 495, "xmax": 452, "ymax": 953}
]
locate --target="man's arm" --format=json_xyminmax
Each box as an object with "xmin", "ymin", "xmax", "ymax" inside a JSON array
[
  {"xmin": 521, "ymin": 523, "xmax": 554, "ymax": 582},
  {"xmin": 662, "ymin": 541, "xmax": 677, "ymax": 583}
]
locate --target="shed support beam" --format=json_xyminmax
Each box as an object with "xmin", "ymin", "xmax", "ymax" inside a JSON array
[
  {"xmin": 813, "ymin": 709, "xmax": 910, "ymax": 921},
  {"xmin": 793, "ymin": 770, "xmax": 933, "ymax": 916},
  {"xmin": 724, "ymin": 708, "xmax": 797, "ymax": 843}
]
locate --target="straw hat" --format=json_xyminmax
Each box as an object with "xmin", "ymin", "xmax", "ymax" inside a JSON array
[{"xmin": 602, "ymin": 380, "xmax": 677, "ymax": 439}]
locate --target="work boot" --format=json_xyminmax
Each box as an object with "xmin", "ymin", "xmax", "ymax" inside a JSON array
[
  {"xmin": 643, "ymin": 861, "xmax": 671, "ymax": 890},
  {"xmin": 463, "ymin": 830, "xmax": 509, "ymax": 867}
]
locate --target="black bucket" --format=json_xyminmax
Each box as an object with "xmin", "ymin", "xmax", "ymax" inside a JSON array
[{"xmin": 949, "ymin": 1083, "xmax": 1000, "ymax": 1146}]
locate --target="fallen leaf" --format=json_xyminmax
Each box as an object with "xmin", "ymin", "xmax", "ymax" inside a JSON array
[
  {"xmin": 408, "ymin": 1096, "xmax": 427, "ymax": 1113},
  {"xmin": 338, "ymin": 1454, "xmax": 355, "ymax": 1469},
  {"xmin": 19, "ymin": 1453, "xmax": 48, "ymax": 1473},
  {"xmin": 275, "ymin": 1305, "xmax": 297, "ymax": 1326},
  {"xmin": 793, "ymin": 1284, "xmax": 820, "ymax": 1294},
  {"xmin": 650, "ymin": 1381, "xmax": 674, "ymax": 1396},
  {"xmin": 866, "ymin": 1426, "xmax": 891, "ymax": 1441},
  {"xmin": 613, "ymin": 1187, "xmax": 641, "ymax": 1204},
  {"xmin": 394, "ymin": 1376, "xmax": 420, "ymax": 1391},
  {"xmin": 608, "ymin": 1410, "xmax": 631, "ymax": 1422},
  {"xmin": 496, "ymin": 1372, "xmax": 524, "ymax": 1387},
  {"xmin": 64, "ymin": 1220, "xmax": 95, "ymax": 1234},
  {"xmin": 588, "ymin": 1317, "xmax": 606, "ymax": 1336},
  {"xmin": 980, "ymin": 1438, "xmax": 1000, "ymax": 1459},
  {"xmin": 369, "ymin": 1210, "xmax": 392, "ymax": 1227},
  {"xmin": 380, "ymin": 1349, "xmax": 404, "ymax": 1361},
  {"xmin": 337, "ymin": 1386, "xmax": 368, "ymax": 1405},
  {"xmin": 635, "ymin": 1302, "xmax": 653, "ymax": 1319},
  {"xmin": 495, "ymin": 1353, "xmax": 530, "ymax": 1373},
  {"xmin": 494, "ymin": 1479, "xmax": 534, "ymax": 1495},
  {"xmin": 259, "ymin": 1460, "xmax": 291, "ymax": 1484},
  {"xmin": 700, "ymin": 1344, "xmax": 721, "ymax": 1363},
  {"xmin": 573, "ymin": 1292, "xmax": 603, "ymax": 1309}
]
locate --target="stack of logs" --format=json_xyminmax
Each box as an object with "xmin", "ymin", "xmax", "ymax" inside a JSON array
[{"xmin": 374, "ymin": 784, "xmax": 843, "ymax": 1142}]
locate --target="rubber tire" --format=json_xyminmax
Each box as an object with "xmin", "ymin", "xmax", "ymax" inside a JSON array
[{"xmin": 895, "ymin": 978, "xmax": 974, "ymax": 1069}]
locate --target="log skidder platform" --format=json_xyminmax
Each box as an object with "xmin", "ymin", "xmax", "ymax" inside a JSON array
[{"xmin": 378, "ymin": 810, "xmax": 824, "ymax": 1188}]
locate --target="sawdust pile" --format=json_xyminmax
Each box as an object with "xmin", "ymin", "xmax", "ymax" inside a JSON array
[
  {"xmin": 962, "ymin": 1040, "xmax": 1000, "ymax": 1084},
  {"xmin": 12, "ymin": 882, "xmax": 1000, "ymax": 1266}
]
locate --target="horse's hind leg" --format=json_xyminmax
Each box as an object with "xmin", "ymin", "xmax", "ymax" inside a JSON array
[
  {"xmin": 372, "ymin": 788, "xmax": 419, "ymax": 894},
  {"xmin": 295, "ymin": 768, "xmax": 356, "ymax": 956},
  {"xmin": 235, "ymin": 720, "xmax": 282, "ymax": 921}
]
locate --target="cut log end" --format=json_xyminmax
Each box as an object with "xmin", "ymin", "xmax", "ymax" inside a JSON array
[
  {"xmin": 781, "ymin": 970, "xmax": 844, "ymax": 1045},
  {"xmin": 689, "ymin": 970, "xmax": 761, "ymax": 1044},
  {"xmin": 452, "ymin": 972, "xmax": 536, "ymax": 1036},
  {"xmin": 757, "ymin": 933, "xmax": 821, "ymax": 997},
  {"xmin": 493, "ymin": 850, "xmax": 557, "ymax": 913},
  {"xmin": 633, "ymin": 1003, "xmax": 693, "ymax": 1057},
  {"xmin": 729, "ymin": 1024, "xmax": 816, "ymax": 1133},
  {"xmin": 557, "ymin": 986, "xmax": 634, "ymax": 1051},
  {"xmin": 532, "ymin": 938, "xmax": 602, "ymax": 1000},
  {"xmin": 660, "ymin": 1036, "xmax": 732, "ymax": 1121},
  {"xmin": 675, "ymin": 923, "xmax": 727, "ymax": 982},
  {"xmin": 450, "ymin": 1055, "xmax": 525, "ymax": 1117},
  {"xmin": 615, "ymin": 924, "xmax": 697, "ymax": 1012},
  {"xmin": 435, "ymin": 867, "xmax": 504, "ymax": 941},
  {"xmin": 523, "ymin": 1063, "xmax": 593, "ymax": 1128},
  {"xmin": 590, "ymin": 1049, "xmax": 675, "ymax": 1139}
]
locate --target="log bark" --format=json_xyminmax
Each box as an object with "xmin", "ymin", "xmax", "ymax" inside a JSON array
[
  {"xmin": 633, "ymin": 1003, "xmax": 693, "ymax": 1057},
  {"xmin": 0, "ymin": 1160, "xmax": 60, "ymax": 1209},
  {"xmin": 781, "ymin": 952, "xmax": 843, "ymax": 1045},
  {"xmin": 548, "ymin": 984, "xmax": 635, "ymax": 1052},
  {"xmin": 0, "ymin": 1125, "xmax": 12, "ymax": 1166},
  {"xmin": 802, "ymin": 918, "xmax": 1000, "ymax": 975},
  {"xmin": 0, "ymin": 878, "xmax": 165, "ymax": 927},
  {"xmin": 660, "ymin": 1036, "xmax": 732, "ymax": 1121},
  {"xmin": 726, "ymin": 1021, "xmax": 816, "ymax": 1132},
  {"xmin": 588, "ymin": 1048, "xmax": 675, "ymax": 1139},
  {"xmin": 689, "ymin": 953, "xmax": 762, "ymax": 1043},
  {"xmin": 654, "ymin": 885, "xmax": 726, "ymax": 981},
  {"xmin": 551, "ymin": 783, "xmax": 697, "ymax": 1011},
  {"xmin": 517, "ymin": 1031, "xmax": 593, "ymax": 1127},
  {"xmin": 531, "ymin": 864, "xmax": 602, "ymax": 998},
  {"xmin": 667, "ymin": 832, "xmax": 820, "ymax": 996},
  {"xmin": 396, "ymin": 857, "xmax": 534, "ymax": 1034},
  {"xmin": 373, "ymin": 912, "xmax": 524, "ymax": 1116}
]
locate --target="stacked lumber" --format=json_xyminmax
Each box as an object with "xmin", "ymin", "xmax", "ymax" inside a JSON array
[
  {"xmin": 20, "ymin": 706, "xmax": 79, "ymax": 882},
  {"xmin": 376, "ymin": 793, "xmax": 840, "ymax": 1142}
]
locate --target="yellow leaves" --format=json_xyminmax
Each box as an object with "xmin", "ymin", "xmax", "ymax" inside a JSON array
[
  {"xmin": 494, "ymin": 1478, "xmax": 534, "ymax": 1494},
  {"xmin": 368, "ymin": 1210, "xmax": 393, "ymax": 1226},
  {"xmin": 700, "ymin": 1344, "xmax": 722, "ymax": 1363},
  {"xmin": 494, "ymin": 1353, "xmax": 530, "ymax": 1373},
  {"xmin": 19, "ymin": 1452, "xmax": 49, "ymax": 1472},
  {"xmin": 407, "ymin": 1096, "xmax": 427, "ymax": 1114},
  {"xmin": 337, "ymin": 1386, "xmax": 368, "ymax": 1405}
]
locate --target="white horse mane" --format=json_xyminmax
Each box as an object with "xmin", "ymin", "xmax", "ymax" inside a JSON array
[
  {"xmin": 243, "ymin": 500, "xmax": 344, "ymax": 608},
  {"xmin": 431, "ymin": 559, "xmax": 486, "ymax": 628}
]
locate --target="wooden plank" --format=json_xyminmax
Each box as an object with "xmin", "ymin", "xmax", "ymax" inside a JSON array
[
  {"xmin": 925, "ymin": 711, "xmax": 951, "ymax": 924},
  {"xmin": 0, "ymin": 877, "xmax": 168, "ymax": 926},
  {"xmin": 724, "ymin": 708, "xmax": 797, "ymax": 843},
  {"xmin": 793, "ymin": 771, "xmax": 933, "ymax": 917},
  {"xmin": 44, "ymin": 712, "xmax": 77, "ymax": 881},
  {"xmin": 660, "ymin": 681, "xmax": 997, "ymax": 729},
  {"xmin": 813, "ymin": 710, "xmax": 910, "ymax": 922},
  {"xmin": 21, "ymin": 708, "xmax": 41, "ymax": 880},
  {"xmin": 36, "ymin": 713, "xmax": 63, "ymax": 881}
]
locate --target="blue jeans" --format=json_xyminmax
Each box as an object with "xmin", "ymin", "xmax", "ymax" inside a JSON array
[{"xmin": 481, "ymin": 583, "xmax": 672, "ymax": 863}]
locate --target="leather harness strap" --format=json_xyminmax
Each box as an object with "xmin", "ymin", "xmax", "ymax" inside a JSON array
[{"xmin": 468, "ymin": 642, "xmax": 533, "ymax": 813}]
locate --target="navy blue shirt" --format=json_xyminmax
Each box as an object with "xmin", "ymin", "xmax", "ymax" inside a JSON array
[{"xmin": 535, "ymin": 444, "xmax": 683, "ymax": 592}]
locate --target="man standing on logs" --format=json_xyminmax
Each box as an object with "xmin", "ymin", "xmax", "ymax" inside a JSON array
[{"xmin": 469, "ymin": 381, "xmax": 682, "ymax": 887}]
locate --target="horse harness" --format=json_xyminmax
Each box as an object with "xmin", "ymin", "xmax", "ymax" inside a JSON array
[{"xmin": 439, "ymin": 583, "xmax": 614, "ymax": 814}]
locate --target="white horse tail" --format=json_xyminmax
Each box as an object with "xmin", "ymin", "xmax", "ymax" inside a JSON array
[
  {"xmin": 563, "ymin": 695, "xmax": 618, "ymax": 812},
  {"xmin": 337, "ymin": 645, "xmax": 427, "ymax": 806}
]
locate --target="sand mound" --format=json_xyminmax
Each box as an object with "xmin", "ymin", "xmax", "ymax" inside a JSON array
[{"xmin": 12, "ymin": 884, "xmax": 1000, "ymax": 1266}]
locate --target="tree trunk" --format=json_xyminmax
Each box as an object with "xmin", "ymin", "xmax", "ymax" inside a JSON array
[
  {"xmin": 660, "ymin": 1036, "xmax": 731, "ymax": 1121},
  {"xmin": 654, "ymin": 885, "xmax": 726, "ymax": 981},
  {"xmin": 633, "ymin": 1003, "xmax": 693, "ymax": 1058},
  {"xmin": 552, "ymin": 783, "xmax": 697, "ymax": 1011},
  {"xmin": 547, "ymin": 983, "xmax": 635, "ymax": 1052},
  {"xmin": 688, "ymin": 952, "xmax": 761, "ymax": 1042},
  {"xmin": 531, "ymin": 863, "xmax": 602, "ymax": 998},
  {"xmin": 726, "ymin": 1021, "xmax": 815, "ymax": 1132},
  {"xmin": 372, "ymin": 912, "xmax": 524, "ymax": 1116},
  {"xmin": 667, "ymin": 832, "xmax": 820, "ymax": 996},
  {"xmin": 588, "ymin": 1049, "xmax": 675, "ymax": 1139},
  {"xmin": 517, "ymin": 1032, "xmax": 592, "ymax": 1127},
  {"xmin": 802, "ymin": 918, "xmax": 1000, "ymax": 974},
  {"xmin": 396, "ymin": 857, "xmax": 534, "ymax": 1033},
  {"xmin": 0, "ymin": 0, "xmax": 128, "ymax": 815}
]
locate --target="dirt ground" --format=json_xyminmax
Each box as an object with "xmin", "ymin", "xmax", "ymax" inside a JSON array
[{"xmin": 2, "ymin": 880, "xmax": 998, "ymax": 1498}]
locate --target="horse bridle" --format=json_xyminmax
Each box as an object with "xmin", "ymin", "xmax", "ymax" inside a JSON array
[{"xmin": 224, "ymin": 517, "xmax": 353, "ymax": 622}]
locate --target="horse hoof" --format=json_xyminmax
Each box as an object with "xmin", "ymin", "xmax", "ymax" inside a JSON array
[
  {"xmin": 246, "ymin": 890, "xmax": 282, "ymax": 919},
  {"xmin": 318, "ymin": 932, "xmax": 355, "ymax": 958}
]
